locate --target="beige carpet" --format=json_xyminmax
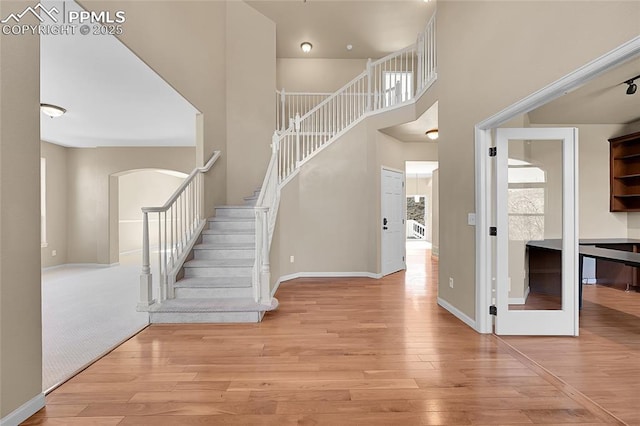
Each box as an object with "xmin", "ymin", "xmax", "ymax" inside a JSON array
[{"xmin": 41, "ymin": 252, "xmax": 150, "ymax": 391}]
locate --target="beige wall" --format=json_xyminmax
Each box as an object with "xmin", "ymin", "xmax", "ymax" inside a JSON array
[
  {"xmin": 226, "ymin": 2, "xmax": 276, "ymax": 204},
  {"xmin": 436, "ymin": 0, "xmax": 640, "ymax": 320},
  {"xmin": 0, "ymin": 1, "xmax": 42, "ymax": 417},
  {"xmin": 272, "ymin": 117, "xmax": 438, "ymax": 285},
  {"xmin": 65, "ymin": 147, "xmax": 194, "ymax": 264},
  {"xmin": 118, "ymin": 171, "xmax": 185, "ymax": 253},
  {"xmin": 41, "ymin": 141, "xmax": 68, "ymax": 268},
  {"xmin": 277, "ymin": 58, "xmax": 368, "ymax": 93},
  {"xmin": 88, "ymin": 1, "xmax": 228, "ymax": 215}
]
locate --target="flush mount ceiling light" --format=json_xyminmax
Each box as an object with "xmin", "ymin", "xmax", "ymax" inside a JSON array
[
  {"xmin": 40, "ymin": 103, "xmax": 66, "ymax": 118},
  {"xmin": 300, "ymin": 42, "xmax": 313, "ymax": 53},
  {"xmin": 425, "ymin": 129, "xmax": 439, "ymax": 140}
]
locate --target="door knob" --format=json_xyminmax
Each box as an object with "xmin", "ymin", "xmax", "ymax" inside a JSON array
[
  {"xmin": 383, "ymin": 218, "xmax": 388, "ymax": 225},
  {"xmin": 383, "ymin": 226, "xmax": 388, "ymax": 230}
]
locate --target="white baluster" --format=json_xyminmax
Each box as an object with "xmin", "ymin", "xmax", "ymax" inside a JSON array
[
  {"xmin": 280, "ymin": 88, "xmax": 286, "ymax": 131},
  {"xmin": 295, "ymin": 113, "xmax": 301, "ymax": 167}
]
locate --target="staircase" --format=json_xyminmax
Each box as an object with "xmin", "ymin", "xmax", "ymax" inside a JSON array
[{"xmin": 148, "ymin": 191, "xmax": 278, "ymax": 324}]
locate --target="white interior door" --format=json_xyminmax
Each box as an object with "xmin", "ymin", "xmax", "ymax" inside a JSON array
[
  {"xmin": 495, "ymin": 127, "xmax": 578, "ymax": 335},
  {"xmin": 382, "ymin": 168, "xmax": 405, "ymax": 275}
]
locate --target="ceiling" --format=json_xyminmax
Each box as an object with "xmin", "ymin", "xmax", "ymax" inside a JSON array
[
  {"xmin": 247, "ymin": 0, "xmax": 436, "ymax": 59},
  {"xmin": 379, "ymin": 101, "xmax": 438, "ymax": 142},
  {"xmin": 406, "ymin": 161, "xmax": 438, "ymax": 177},
  {"xmin": 528, "ymin": 57, "xmax": 640, "ymax": 125},
  {"xmin": 40, "ymin": 0, "xmax": 198, "ymax": 148}
]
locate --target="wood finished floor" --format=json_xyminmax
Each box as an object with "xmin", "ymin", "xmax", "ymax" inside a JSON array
[{"xmin": 24, "ymin": 247, "xmax": 636, "ymax": 425}]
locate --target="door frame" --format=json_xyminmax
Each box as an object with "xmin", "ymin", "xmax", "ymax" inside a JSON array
[
  {"xmin": 474, "ymin": 36, "xmax": 640, "ymax": 334},
  {"xmin": 381, "ymin": 166, "xmax": 406, "ymax": 276}
]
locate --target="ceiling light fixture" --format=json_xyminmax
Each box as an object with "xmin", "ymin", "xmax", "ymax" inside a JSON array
[
  {"xmin": 425, "ymin": 129, "xmax": 439, "ymax": 140},
  {"xmin": 40, "ymin": 103, "xmax": 66, "ymax": 118},
  {"xmin": 624, "ymin": 74, "xmax": 640, "ymax": 95},
  {"xmin": 300, "ymin": 42, "xmax": 313, "ymax": 53}
]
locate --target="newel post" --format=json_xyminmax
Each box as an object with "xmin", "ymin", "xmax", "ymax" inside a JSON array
[
  {"xmin": 138, "ymin": 211, "xmax": 155, "ymax": 311},
  {"xmin": 271, "ymin": 130, "xmax": 280, "ymax": 154},
  {"xmin": 259, "ymin": 207, "xmax": 271, "ymax": 305},
  {"xmin": 294, "ymin": 113, "xmax": 301, "ymax": 166},
  {"xmin": 366, "ymin": 58, "xmax": 372, "ymax": 112},
  {"xmin": 280, "ymin": 88, "xmax": 286, "ymax": 131}
]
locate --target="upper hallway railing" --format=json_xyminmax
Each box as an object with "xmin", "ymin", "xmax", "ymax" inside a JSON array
[
  {"xmin": 275, "ymin": 14, "xmax": 437, "ymax": 134},
  {"xmin": 273, "ymin": 13, "xmax": 437, "ymax": 184},
  {"xmin": 137, "ymin": 151, "xmax": 222, "ymax": 311}
]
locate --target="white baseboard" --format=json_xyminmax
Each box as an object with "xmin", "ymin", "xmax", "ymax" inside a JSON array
[
  {"xmin": 508, "ymin": 286, "xmax": 530, "ymax": 305},
  {"xmin": 1, "ymin": 393, "xmax": 45, "ymax": 426},
  {"xmin": 42, "ymin": 262, "xmax": 119, "ymax": 272},
  {"xmin": 277, "ymin": 271, "xmax": 383, "ymax": 286},
  {"xmin": 437, "ymin": 297, "xmax": 477, "ymax": 330},
  {"xmin": 271, "ymin": 278, "xmax": 282, "ymax": 297}
]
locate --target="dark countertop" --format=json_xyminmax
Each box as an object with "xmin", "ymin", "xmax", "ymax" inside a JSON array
[{"xmin": 526, "ymin": 239, "xmax": 640, "ymax": 267}]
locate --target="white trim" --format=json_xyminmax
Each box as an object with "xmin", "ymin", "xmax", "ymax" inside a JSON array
[
  {"xmin": 508, "ymin": 286, "xmax": 530, "ymax": 305},
  {"xmin": 278, "ymin": 272, "xmax": 383, "ymax": 284},
  {"xmin": 271, "ymin": 278, "xmax": 282, "ymax": 297},
  {"xmin": 437, "ymin": 297, "xmax": 477, "ymax": 330},
  {"xmin": 0, "ymin": 393, "xmax": 45, "ymax": 426},
  {"xmin": 475, "ymin": 36, "xmax": 640, "ymax": 336},
  {"xmin": 42, "ymin": 262, "xmax": 119, "ymax": 271},
  {"xmin": 279, "ymin": 168, "xmax": 300, "ymax": 188}
]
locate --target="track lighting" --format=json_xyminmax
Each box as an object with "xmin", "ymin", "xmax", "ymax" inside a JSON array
[{"xmin": 624, "ymin": 74, "xmax": 640, "ymax": 95}]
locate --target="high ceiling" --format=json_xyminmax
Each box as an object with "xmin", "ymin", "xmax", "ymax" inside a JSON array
[
  {"xmin": 247, "ymin": 0, "xmax": 436, "ymax": 59},
  {"xmin": 40, "ymin": 0, "xmax": 198, "ymax": 148},
  {"xmin": 379, "ymin": 101, "xmax": 438, "ymax": 142}
]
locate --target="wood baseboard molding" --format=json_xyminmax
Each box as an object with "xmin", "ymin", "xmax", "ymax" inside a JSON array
[
  {"xmin": 1, "ymin": 392, "xmax": 45, "ymax": 426},
  {"xmin": 437, "ymin": 297, "xmax": 477, "ymax": 331},
  {"xmin": 42, "ymin": 262, "xmax": 119, "ymax": 271}
]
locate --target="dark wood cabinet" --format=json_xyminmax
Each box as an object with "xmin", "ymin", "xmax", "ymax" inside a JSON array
[{"xmin": 610, "ymin": 131, "xmax": 640, "ymax": 212}]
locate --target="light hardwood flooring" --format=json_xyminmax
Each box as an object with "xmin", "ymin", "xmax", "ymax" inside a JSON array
[{"xmin": 24, "ymin": 246, "xmax": 637, "ymax": 425}]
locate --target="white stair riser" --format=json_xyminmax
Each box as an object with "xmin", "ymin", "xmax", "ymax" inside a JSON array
[
  {"xmin": 184, "ymin": 267, "xmax": 252, "ymax": 278},
  {"xmin": 194, "ymin": 249, "xmax": 255, "ymax": 260},
  {"xmin": 207, "ymin": 221, "xmax": 255, "ymax": 231},
  {"xmin": 150, "ymin": 311, "xmax": 260, "ymax": 323},
  {"xmin": 215, "ymin": 208, "xmax": 255, "ymax": 218},
  {"xmin": 176, "ymin": 277, "xmax": 252, "ymax": 287},
  {"xmin": 202, "ymin": 234, "xmax": 255, "ymax": 244},
  {"xmin": 244, "ymin": 199, "xmax": 257, "ymax": 207},
  {"xmin": 174, "ymin": 286, "xmax": 253, "ymax": 298}
]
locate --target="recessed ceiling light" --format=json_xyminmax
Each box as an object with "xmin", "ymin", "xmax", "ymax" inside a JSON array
[
  {"xmin": 346, "ymin": 44, "xmax": 353, "ymax": 51},
  {"xmin": 300, "ymin": 42, "xmax": 312, "ymax": 53},
  {"xmin": 40, "ymin": 103, "xmax": 66, "ymax": 118},
  {"xmin": 425, "ymin": 129, "xmax": 439, "ymax": 140}
]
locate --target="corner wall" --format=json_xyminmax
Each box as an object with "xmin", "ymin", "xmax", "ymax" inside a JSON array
[
  {"xmin": 0, "ymin": 2, "xmax": 43, "ymax": 418},
  {"xmin": 226, "ymin": 2, "xmax": 276, "ymax": 204}
]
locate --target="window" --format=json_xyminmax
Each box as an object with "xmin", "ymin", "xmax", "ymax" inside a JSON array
[
  {"xmin": 41, "ymin": 157, "xmax": 47, "ymax": 248},
  {"xmin": 508, "ymin": 159, "xmax": 545, "ymax": 241},
  {"xmin": 383, "ymin": 71, "xmax": 413, "ymax": 107}
]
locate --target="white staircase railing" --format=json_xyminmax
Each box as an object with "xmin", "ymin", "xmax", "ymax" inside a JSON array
[
  {"xmin": 407, "ymin": 219, "xmax": 426, "ymax": 240},
  {"xmin": 138, "ymin": 151, "xmax": 221, "ymax": 311},
  {"xmin": 256, "ymin": 12, "xmax": 436, "ymax": 304},
  {"xmin": 253, "ymin": 135, "xmax": 281, "ymax": 305},
  {"xmin": 276, "ymin": 90, "xmax": 332, "ymax": 132}
]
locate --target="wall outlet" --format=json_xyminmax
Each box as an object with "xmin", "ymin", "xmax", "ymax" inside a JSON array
[
  {"xmin": 449, "ymin": 277, "xmax": 454, "ymax": 288},
  {"xmin": 290, "ymin": 255, "xmax": 295, "ymax": 263},
  {"xmin": 51, "ymin": 250, "xmax": 57, "ymax": 257},
  {"xmin": 467, "ymin": 213, "xmax": 476, "ymax": 226}
]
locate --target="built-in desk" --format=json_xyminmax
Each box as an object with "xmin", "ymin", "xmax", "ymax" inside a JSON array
[{"xmin": 526, "ymin": 239, "xmax": 640, "ymax": 305}]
